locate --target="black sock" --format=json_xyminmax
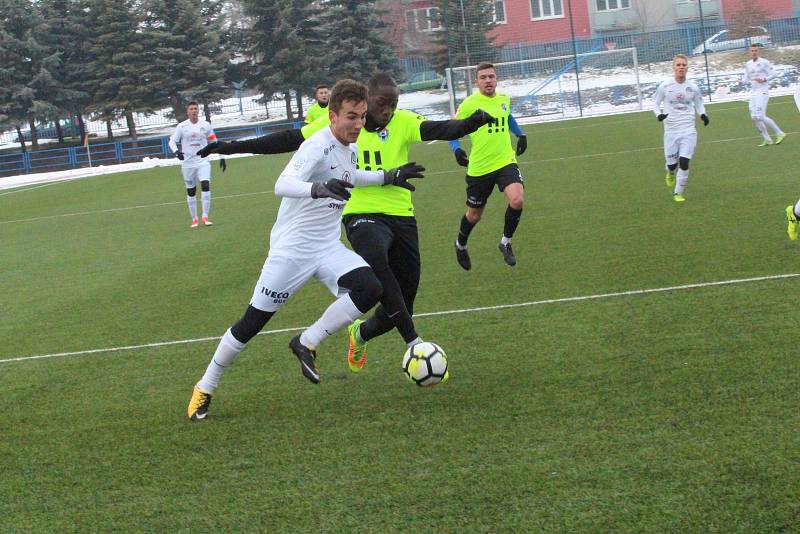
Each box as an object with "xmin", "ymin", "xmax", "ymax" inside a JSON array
[
  {"xmin": 457, "ymin": 215, "xmax": 475, "ymax": 247},
  {"xmin": 667, "ymin": 163, "xmax": 678, "ymax": 173},
  {"xmin": 503, "ymin": 207, "xmax": 523, "ymax": 240}
]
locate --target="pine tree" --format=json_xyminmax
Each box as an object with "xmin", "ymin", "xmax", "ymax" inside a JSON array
[
  {"xmin": 85, "ymin": 0, "xmax": 155, "ymax": 140},
  {"xmin": 317, "ymin": 0, "xmax": 400, "ymax": 82},
  {"xmin": 0, "ymin": 0, "xmax": 61, "ymax": 149},
  {"xmin": 242, "ymin": 0, "xmax": 325, "ymax": 120},
  {"xmin": 430, "ymin": 0, "xmax": 498, "ymax": 72},
  {"xmin": 144, "ymin": 0, "xmax": 230, "ymax": 123},
  {"xmin": 38, "ymin": 0, "xmax": 93, "ymax": 142}
]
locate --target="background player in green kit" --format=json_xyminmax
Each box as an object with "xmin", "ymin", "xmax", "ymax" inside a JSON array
[
  {"xmin": 449, "ymin": 62, "xmax": 528, "ymax": 270},
  {"xmin": 197, "ymin": 73, "xmax": 496, "ymax": 372},
  {"xmin": 305, "ymin": 84, "xmax": 329, "ymax": 123}
]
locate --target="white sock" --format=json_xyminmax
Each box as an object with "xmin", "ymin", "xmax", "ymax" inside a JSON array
[
  {"xmin": 500, "ymin": 235, "xmax": 511, "ymax": 246},
  {"xmin": 187, "ymin": 195, "xmax": 198, "ymax": 221},
  {"xmin": 755, "ymin": 120, "xmax": 771, "ymax": 141},
  {"xmin": 763, "ymin": 116, "xmax": 783, "ymax": 136},
  {"xmin": 300, "ymin": 294, "xmax": 362, "ymax": 349},
  {"xmin": 406, "ymin": 336, "xmax": 423, "ymax": 349},
  {"xmin": 794, "ymin": 199, "xmax": 800, "ymax": 218},
  {"xmin": 201, "ymin": 191, "xmax": 211, "ymax": 218},
  {"xmin": 197, "ymin": 329, "xmax": 246, "ymax": 393},
  {"xmin": 675, "ymin": 169, "xmax": 689, "ymax": 195}
]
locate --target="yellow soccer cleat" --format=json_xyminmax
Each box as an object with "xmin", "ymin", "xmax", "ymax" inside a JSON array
[
  {"xmin": 673, "ymin": 193, "xmax": 686, "ymax": 203},
  {"xmin": 757, "ymin": 140, "xmax": 773, "ymax": 147},
  {"xmin": 665, "ymin": 172, "xmax": 675, "ymax": 188},
  {"xmin": 188, "ymin": 385, "xmax": 212, "ymax": 420},
  {"xmin": 347, "ymin": 319, "xmax": 367, "ymax": 373},
  {"xmin": 775, "ymin": 133, "xmax": 787, "ymax": 145},
  {"xmin": 786, "ymin": 205, "xmax": 798, "ymax": 241}
]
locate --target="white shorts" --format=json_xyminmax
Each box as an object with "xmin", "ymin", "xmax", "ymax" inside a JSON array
[
  {"xmin": 181, "ymin": 164, "xmax": 211, "ymax": 188},
  {"xmin": 250, "ymin": 242, "xmax": 369, "ymax": 312},
  {"xmin": 663, "ymin": 130, "xmax": 697, "ymax": 163},
  {"xmin": 749, "ymin": 93, "xmax": 769, "ymax": 119}
]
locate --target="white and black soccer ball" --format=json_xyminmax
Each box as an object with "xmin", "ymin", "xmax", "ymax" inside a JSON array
[{"xmin": 402, "ymin": 342, "xmax": 449, "ymax": 387}]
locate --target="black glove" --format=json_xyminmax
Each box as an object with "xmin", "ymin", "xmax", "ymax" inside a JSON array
[
  {"xmin": 657, "ymin": 114, "xmax": 668, "ymax": 122},
  {"xmin": 310, "ymin": 179, "xmax": 353, "ymax": 201},
  {"xmin": 700, "ymin": 114, "xmax": 710, "ymax": 126},
  {"xmin": 383, "ymin": 162, "xmax": 425, "ymax": 192},
  {"xmin": 197, "ymin": 141, "xmax": 220, "ymax": 158},
  {"xmin": 466, "ymin": 109, "xmax": 498, "ymax": 128},
  {"xmin": 175, "ymin": 151, "xmax": 185, "ymax": 161},
  {"xmin": 219, "ymin": 158, "xmax": 227, "ymax": 172},
  {"xmin": 516, "ymin": 135, "xmax": 527, "ymax": 156},
  {"xmin": 454, "ymin": 148, "xmax": 469, "ymax": 167}
]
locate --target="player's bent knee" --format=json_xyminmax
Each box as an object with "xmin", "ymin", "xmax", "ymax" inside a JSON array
[
  {"xmin": 338, "ymin": 267, "xmax": 383, "ymax": 312},
  {"xmin": 679, "ymin": 157, "xmax": 690, "ymax": 171},
  {"xmin": 200, "ymin": 180, "xmax": 210, "ymax": 192},
  {"xmin": 187, "ymin": 187, "xmax": 197, "ymax": 197},
  {"xmin": 230, "ymin": 305, "xmax": 274, "ymax": 343}
]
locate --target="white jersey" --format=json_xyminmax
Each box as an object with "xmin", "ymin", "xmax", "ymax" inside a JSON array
[
  {"xmin": 268, "ymin": 126, "xmax": 383, "ymax": 258},
  {"xmin": 743, "ymin": 57, "xmax": 775, "ymax": 95},
  {"xmin": 169, "ymin": 119, "xmax": 217, "ymax": 169},
  {"xmin": 653, "ymin": 79, "xmax": 706, "ymax": 133}
]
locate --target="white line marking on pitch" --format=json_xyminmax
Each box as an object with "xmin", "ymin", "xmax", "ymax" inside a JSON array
[
  {"xmin": 2, "ymin": 272, "xmax": 796, "ymax": 364},
  {"xmin": 0, "ymin": 190, "xmax": 276, "ymax": 225}
]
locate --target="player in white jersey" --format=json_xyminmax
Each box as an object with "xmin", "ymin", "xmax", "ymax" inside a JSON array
[
  {"xmin": 187, "ymin": 80, "xmax": 425, "ymax": 420},
  {"xmin": 743, "ymin": 44, "xmax": 786, "ymax": 147},
  {"xmin": 168, "ymin": 102, "xmax": 225, "ymax": 227},
  {"xmin": 653, "ymin": 54, "xmax": 710, "ymax": 202}
]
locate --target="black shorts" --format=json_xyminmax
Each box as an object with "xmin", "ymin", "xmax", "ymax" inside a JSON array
[
  {"xmin": 465, "ymin": 163, "xmax": 524, "ymax": 209},
  {"xmin": 343, "ymin": 213, "xmax": 421, "ymax": 275}
]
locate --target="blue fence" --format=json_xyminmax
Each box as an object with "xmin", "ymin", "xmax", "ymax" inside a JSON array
[{"xmin": 0, "ymin": 121, "xmax": 300, "ymax": 178}]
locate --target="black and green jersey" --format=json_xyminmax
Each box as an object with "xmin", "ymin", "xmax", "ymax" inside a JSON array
[
  {"xmin": 455, "ymin": 92, "xmax": 516, "ymax": 176},
  {"xmin": 302, "ymin": 109, "xmax": 425, "ymax": 217}
]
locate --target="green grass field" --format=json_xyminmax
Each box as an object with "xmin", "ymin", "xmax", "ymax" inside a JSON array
[{"xmin": 2, "ymin": 98, "xmax": 800, "ymax": 532}]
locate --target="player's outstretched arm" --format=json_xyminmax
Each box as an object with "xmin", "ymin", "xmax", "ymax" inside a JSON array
[
  {"xmin": 197, "ymin": 129, "xmax": 305, "ymax": 157},
  {"xmin": 419, "ymin": 109, "xmax": 498, "ymax": 141}
]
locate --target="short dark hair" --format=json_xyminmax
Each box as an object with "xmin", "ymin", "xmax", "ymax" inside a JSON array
[
  {"xmin": 315, "ymin": 84, "xmax": 329, "ymax": 92},
  {"xmin": 368, "ymin": 73, "xmax": 397, "ymax": 94},
  {"xmin": 329, "ymin": 79, "xmax": 369, "ymax": 113},
  {"xmin": 186, "ymin": 101, "xmax": 199, "ymax": 108},
  {"xmin": 476, "ymin": 62, "xmax": 495, "ymax": 73}
]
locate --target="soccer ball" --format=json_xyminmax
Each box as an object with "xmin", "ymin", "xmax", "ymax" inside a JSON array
[{"xmin": 402, "ymin": 342, "xmax": 449, "ymax": 387}]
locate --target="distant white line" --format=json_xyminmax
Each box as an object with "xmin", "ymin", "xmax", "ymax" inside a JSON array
[
  {"xmin": 0, "ymin": 182, "xmax": 59, "ymax": 196},
  {"xmin": 2, "ymin": 272, "xmax": 796, "ymax": 364},
  {"xmin": 0, "ymin": 190, "xmax": 275, "ymax": 225}
]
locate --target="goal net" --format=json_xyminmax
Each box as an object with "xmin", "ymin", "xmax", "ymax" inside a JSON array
[{"xmin": 446, "ymin": 47, "xmax": 643, "ymax": 121}]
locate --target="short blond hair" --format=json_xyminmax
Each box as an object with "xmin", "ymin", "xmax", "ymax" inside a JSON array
[{"xmin": 673, "ymin": 54, "xmax": 688, "ymax": 64}]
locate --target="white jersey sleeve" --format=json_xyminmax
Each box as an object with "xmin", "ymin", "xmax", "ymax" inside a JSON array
[
  {"xmin": 168, "ymin": 124, "xmax": 182, "ymax": 153},
  {"xmin": 274, "ymin": 146, "xmax": 323, "ymax": 198},
  {"xmin": 653, "ymin": 82, "xmax": 667, "ymax": 117}
]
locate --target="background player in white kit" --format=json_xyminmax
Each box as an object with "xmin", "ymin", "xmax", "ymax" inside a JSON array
[
  {"xmin": 653, "ymin": 54, "xmax": 710, "ymax": 203},
  {"xmin": 187, "ymin": 80, "xmax": 425, "ymax": 420},
  {"xmin": 169, "ymin": 101, "xmax": 226, "ymax": 227},
  {"xmin": 743, "ymin": 44, "xmax": 786, "ymax": 147}
]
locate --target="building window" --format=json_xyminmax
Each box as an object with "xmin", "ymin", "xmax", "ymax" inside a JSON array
[
  {"xmin": 405, "ymin": 7, "xmax": 442, "ymax": 33},
  {"xmin": 493, "ymin": 1, "xmax": 507, "ymax": 23},
  {"xmin": 596, "ymin": 0, "xmax": 630, "ymax": 10},
  {"xmin": 531, "ymin": 0, "xmax": 563, "ymax": 20}
]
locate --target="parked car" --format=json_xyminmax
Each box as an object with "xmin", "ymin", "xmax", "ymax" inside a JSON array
[
  {"xmin": 692, "ymin": 26, "xmax": 772, "ymax": 55},
  {"xmin": 399, "ymin": 70, "xmax": 445, "ymax": 93}
]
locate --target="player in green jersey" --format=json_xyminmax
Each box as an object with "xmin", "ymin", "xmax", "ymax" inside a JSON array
[
  {"xmin": 305, "ymin": 84, "xmax": 329, "ymax": 123},
  {"xmin": 198, "ymin": 74, "xmax": 496, "ymax": 372},
  {"xmin": 449, "ymin": 62, "xmax": 528, "ymax": 270}
]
